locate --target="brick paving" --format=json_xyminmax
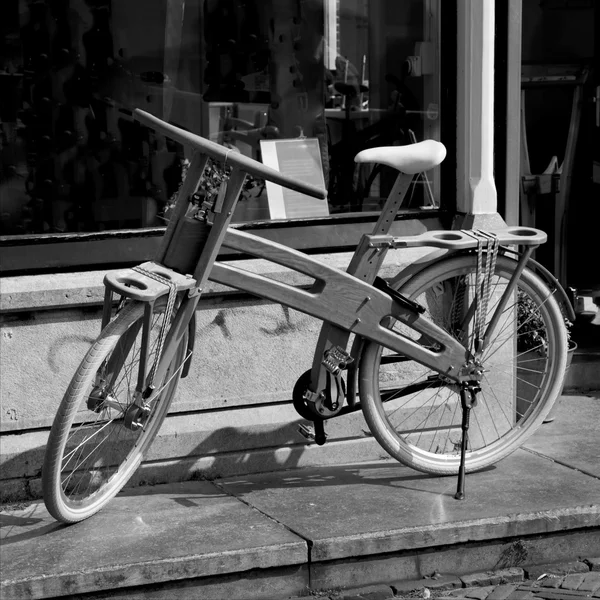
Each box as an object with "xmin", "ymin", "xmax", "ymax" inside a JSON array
[{"xmin": 288, "ymin": 557, "xmax": 600, "ymax": 600}]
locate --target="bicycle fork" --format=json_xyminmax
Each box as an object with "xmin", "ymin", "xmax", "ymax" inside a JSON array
[{"xmin": 94, "ymin": 242, "xmax": 205, "ymax": 428}]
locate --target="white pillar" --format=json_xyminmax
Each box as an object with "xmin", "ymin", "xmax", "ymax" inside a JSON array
[{"xmin": 456, "ymin": 0, "xmax": 497, "ymax": 214}]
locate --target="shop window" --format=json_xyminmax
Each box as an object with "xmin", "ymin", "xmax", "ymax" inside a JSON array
[
  {"xmin": 324, "ymin": 0, "xmax": 445, "ymax": 211},
  {"xmin": 0, "ymin": 0, "xmax": 453, "ymax": 272}
]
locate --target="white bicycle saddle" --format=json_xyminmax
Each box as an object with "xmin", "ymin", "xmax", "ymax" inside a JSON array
[{"xmin": 354, "ymin": 140, "xmax": 447, "ymax": 174}]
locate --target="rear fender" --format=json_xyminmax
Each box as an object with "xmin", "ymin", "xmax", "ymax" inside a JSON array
[{"xmin": 503, "ymin": 252, "xmax": 576, "ymax": 322}]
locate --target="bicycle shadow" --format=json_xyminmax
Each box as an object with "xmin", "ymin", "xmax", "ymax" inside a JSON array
[
  {"xmin": 0, "ymin": 508, "xmax": 63, "ymax": 546},
  {"xmin": 116, "ymin": 418, "xmax": 487, "ymax": 502},
  {"xmin": 0, "ymin": 415, "xmax": 496, "ymax": 547}
]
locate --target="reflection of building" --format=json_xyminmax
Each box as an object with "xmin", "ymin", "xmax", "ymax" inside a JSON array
[
  {"xmin": 0, "ymin": 0, "xmax": 446, "ymax": 239},
  {"xmin": 1, "ymin": 0, "xmax": 598, "ymax": 503}
]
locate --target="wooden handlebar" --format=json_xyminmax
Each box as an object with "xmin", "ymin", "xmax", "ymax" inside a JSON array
[{"xmin": 134, "ymin": 109, "xmax": 327, "ymax": 201}]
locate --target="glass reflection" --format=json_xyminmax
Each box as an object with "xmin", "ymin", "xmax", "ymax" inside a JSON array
[{"xmin": 0, "ymin": 0, "xmax": 442, "ymax": 235}]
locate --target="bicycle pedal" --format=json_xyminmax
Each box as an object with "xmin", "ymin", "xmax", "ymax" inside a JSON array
[
  {"xmin": 297, "ymin": 423, "xmax": 316, "ymax": 440},
  {"xmin": 322, "ymin": 346, "xmax": 354, "ymax": 375},
  {"xmin": 297, "ymin": 422, "xmax": 328, "ymax": 445}
]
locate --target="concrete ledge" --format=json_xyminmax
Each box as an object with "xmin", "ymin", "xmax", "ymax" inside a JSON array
[
  {"xmin": 0, "ymin": 248, "xmax": 428, "ymax": 313},
  {"xmin": 307, "ymin": 505, "xmax": 600, "ymax": 562},
  {"xmin": 46, "ymin": 565, "xmax": 311, "ymax": 600},
  {"xmin": 0, "ymin": 436, "xmax": 390, "ymax": 504},
  {"xmin": 308, "ymin": 529, "xmax": 600, "ymax": 592},
  {"xmin": 0, "ymin": 397, "xmax": 374, "ymax": 475},
  {"xmin": 1, "ymin": 481, "xmax": 308, "ymax": 600}
]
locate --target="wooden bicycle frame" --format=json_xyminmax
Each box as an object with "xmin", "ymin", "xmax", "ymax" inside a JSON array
[
  {"xmin": 108, "ymin": 109, "xmax": 546, "ymax": 413},
  {"xmin": 138, "ymin": 182, "xmax": 470, "ymax": 410}
]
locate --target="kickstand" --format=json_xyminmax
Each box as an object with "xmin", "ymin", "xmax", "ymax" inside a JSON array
[{"xmin": 454, "ymin": 383, "xmax": 479, "ymax": 500}]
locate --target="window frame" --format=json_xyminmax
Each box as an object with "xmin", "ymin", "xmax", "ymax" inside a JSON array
[{"xmin": 0, "ymin": 209, "xmax": 453, "ymax": 275}]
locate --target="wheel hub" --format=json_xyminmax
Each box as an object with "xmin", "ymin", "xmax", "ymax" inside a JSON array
[
  {"xmin": 123, "ymin": 403, "xmax": 151, "ymax": 431},
  {"xmin": 458, "ymin": 359, "xmax": 486, "ymax": 383}
]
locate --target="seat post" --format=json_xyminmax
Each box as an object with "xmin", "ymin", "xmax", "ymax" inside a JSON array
[{"xmin": 371, "ymin": 172, "xmax": 415, "ymax": 236}]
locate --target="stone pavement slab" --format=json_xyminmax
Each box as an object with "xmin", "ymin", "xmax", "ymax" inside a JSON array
[
  {"xmin": 541, "ymin": 576, "xmax": 565, "ymax": 588},
  {"xmin": 524, "ymin": 394, "xmax": 600, "ymax": 478},
  {"xmin": 0, "ymin": 480, "xmax": 307, "ymax": 600},
  {"xmin": 560, "ymin": 573, "xmax": 587, "ymax": 590},
  {"xmin": 217, "ymin": 448, "xmax": 600, "ymax": 562},
  {"xmin": 527, "ymin": 562, "xmax": 591, "ymax": 580},
  {"xmin": 464, "ymin": 587, "xmax": 496, "ymax": 599},
  {"xmin": 485, "ymin": 585, "xmax": 519, "ymax": 600},
  {"xmin": 579, "ymin": 572, "xmax": 600, "ymax": 593}
]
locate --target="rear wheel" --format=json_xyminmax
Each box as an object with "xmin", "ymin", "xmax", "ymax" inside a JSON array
[
  {"xmin": 42, "ymin": 299, "xmax": 187, "ymax": 523},
  {"xmin": 359, "ymin": 254, "xmax": 568, "ymax": 474}
]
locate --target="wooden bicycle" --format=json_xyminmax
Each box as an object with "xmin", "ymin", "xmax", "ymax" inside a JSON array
[{"xmin": 42, "ymin": 109, "xmax": 571, "ymax": 523}]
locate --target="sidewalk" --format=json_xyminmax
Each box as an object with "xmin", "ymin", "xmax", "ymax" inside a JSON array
[{"xmin": 1, "ymin": 393, "xmax": 599, "ymax": 600}]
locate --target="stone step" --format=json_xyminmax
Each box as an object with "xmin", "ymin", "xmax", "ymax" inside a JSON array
[{"xmin": 2, "ymin": 445, "xmax": 599, "ymax": 600}]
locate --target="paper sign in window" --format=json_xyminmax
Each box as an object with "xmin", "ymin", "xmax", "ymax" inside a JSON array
[{"xmin": 260, "ymin": 138, "xmax": 329, "ymax": 219}]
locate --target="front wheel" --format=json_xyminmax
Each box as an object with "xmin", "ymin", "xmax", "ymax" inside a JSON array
[
  {"xmin": 359, "ymin": 254, "xmax": 568, "ymax": 475},
  {"xmin": 42, "ymin": 299, "xmax": 188, "ymax": 523}
]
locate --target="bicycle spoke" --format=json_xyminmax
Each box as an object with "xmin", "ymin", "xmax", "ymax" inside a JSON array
[
  {"xmin": 478, "ymin": 385, "xmax": 505, "ymax": 439},
  {"xmin": 62, "ymin": 429, "xmax": 115, "ymax": 492},
  {"xmin": 62, "ymin": 418, "xmax": 116, "ymax": 468}
]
